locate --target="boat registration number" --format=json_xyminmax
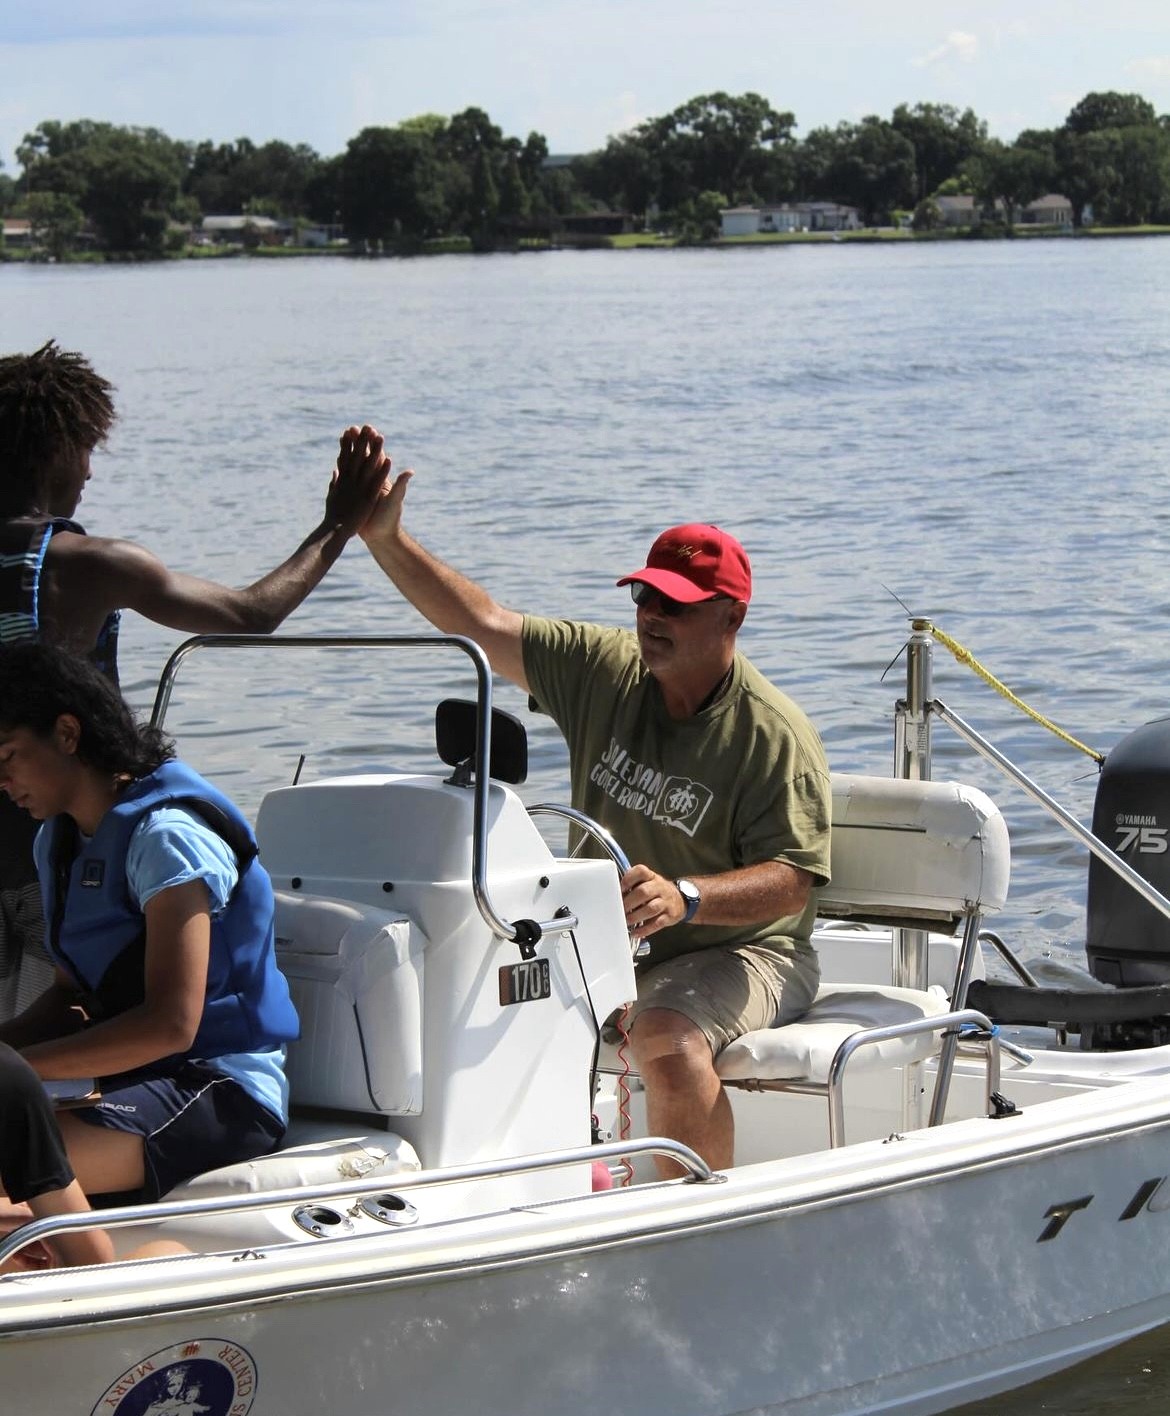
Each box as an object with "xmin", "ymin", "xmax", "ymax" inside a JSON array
[{"xmin": 499, "ymin": 958, "xmax": 552, "ymax": 1005}]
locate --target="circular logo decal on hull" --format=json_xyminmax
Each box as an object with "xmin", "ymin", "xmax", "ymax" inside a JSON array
[{"xmin": 90, "ymin": 1339, "xmax": 257, "ymax": 1416}]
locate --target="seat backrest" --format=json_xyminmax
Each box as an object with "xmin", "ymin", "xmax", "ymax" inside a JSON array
[
  {"xmin": 273, "ymin": 891, "xmax": 426, "ymax": 1116},
  {"xmin": 818, "ymin": 775, "xmax": 1010, "ymax": 934}
]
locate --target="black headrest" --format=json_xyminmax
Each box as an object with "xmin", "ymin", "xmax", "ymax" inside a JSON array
[{"xmin": 435, "ymin": 698, "xmax": 527, "ymax": 784}]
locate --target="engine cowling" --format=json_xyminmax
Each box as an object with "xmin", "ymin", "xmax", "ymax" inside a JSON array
[{"xmin": 1087, "ymin": 716, "xmax": 1170, "ymax": 987}]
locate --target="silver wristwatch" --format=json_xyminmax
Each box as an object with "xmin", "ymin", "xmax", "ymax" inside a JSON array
[{"xmin": 675, "ymin": 878, "xmax": 701, "ymax": 924}]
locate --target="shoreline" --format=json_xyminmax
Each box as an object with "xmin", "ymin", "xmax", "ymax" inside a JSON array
[{"xmin": 3, "ymin": 224, "xmax": 1170, "ymax": 265}]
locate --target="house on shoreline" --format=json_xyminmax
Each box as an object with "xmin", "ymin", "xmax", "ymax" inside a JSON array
[
  {"xmin": 723, "ymin": 193, "xmax": 1078, "ymax": 238},
  {"xmin": 720, "ymin": 202, "xmax": 863, "ymax": 236},
  {"xmin": 1, "ymin": 219, "xmax": 32, "ymax": 250},
  {"xmin": 193, "ymin": 216, "xmax": 346, "ymax": 248},
  {"xmin": 1019, "ymin": 194, "xmax": 1074, "ymax": 227},
  {"xmin": 936, "ymin": 193, "xmax": 1076, "ymax": 228},
  {"xmin": 198, "ymin": 215, "xmax": 283, "ymax": 246}
]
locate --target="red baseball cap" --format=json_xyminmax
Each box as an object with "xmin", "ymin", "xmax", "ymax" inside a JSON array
[{"xmin": 617, "ymin": 524, "xmax": 752, "ymax": 604}]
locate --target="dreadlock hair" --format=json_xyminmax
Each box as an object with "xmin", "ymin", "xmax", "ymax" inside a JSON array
[
  {"xmin": 0, "ymin": 643, "xmax": 173, "ymax": 779},
  {"xmin": 0, "ymin": 341, "xmax": 115, "ymax": 515}
]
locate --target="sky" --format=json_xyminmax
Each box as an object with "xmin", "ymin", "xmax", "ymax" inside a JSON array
[{"xmin": 1, "ymin": 0, "xmax": 1169, "ymax": 171}]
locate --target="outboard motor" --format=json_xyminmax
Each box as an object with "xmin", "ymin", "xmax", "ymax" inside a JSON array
[{"xmin": 1085, "ymin": 716, "xmax": 1170, "ymax": 1043}]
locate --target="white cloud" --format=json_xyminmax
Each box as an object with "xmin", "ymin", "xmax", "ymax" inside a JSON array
[
  {"xmin": 991, "ymin": 21, "xmax": 1029, "ymax": 46},
  {"xmin": 1126, "ymin": 56, "xmax": 1170, "ymax": 80},
  {"xmin": 911, "ymin": 31, "xmax": 980, "ymax": 70}
]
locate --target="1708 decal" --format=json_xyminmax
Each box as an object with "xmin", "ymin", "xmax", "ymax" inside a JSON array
[{"xmin": 90, "ymin": 1339, "xmax": 257, "ymax": 1416}]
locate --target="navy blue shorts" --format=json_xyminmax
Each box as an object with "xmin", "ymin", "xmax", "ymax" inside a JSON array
[{"xmin": 72, "ymin": 1061, "xmax": 285, "ymax": 1204}]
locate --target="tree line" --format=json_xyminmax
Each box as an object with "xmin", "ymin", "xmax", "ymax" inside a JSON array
[{"xmin": 1, "ymin": 89, "xmax": 1168, "ymax": 258}]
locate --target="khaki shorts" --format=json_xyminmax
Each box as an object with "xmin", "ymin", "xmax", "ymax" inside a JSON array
[{"xmin": 625, "ymin": 943, "xmax": 821, "ymax": 1055}]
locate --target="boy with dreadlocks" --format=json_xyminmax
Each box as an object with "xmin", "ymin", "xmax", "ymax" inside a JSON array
[{"xmin": 0, "ymin": 340, "xmax": 388, "ymax": 1017}]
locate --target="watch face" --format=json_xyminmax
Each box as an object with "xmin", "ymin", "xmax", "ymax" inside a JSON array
[{"xmin": 677, "ymin": 879, "xmax": 700, "ymax": 920}]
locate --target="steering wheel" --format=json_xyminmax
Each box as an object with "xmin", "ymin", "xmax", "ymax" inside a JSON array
[{"xmin": 525, "ymin": 803, "xmax": 644, "ymax": 957}]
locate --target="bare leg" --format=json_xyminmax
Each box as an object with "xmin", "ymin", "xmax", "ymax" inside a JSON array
[
  {"xmin": 0, "ymin": 1043, "xmax": 117, "ymax": 1269},
  {"xmin": 26, "ymin": 1180, "xmax": 114, "ymax": 1268},
  {"xmin": 127, "ymin": 1239, "xmax": 192, "ymax": 1260},
  {"xmin": 56, "ymin": 1113, "xmax": 146, "ymax": 1196},
  {"xmin": 0, "ymin": 1111, "xmax": 150, "ymax": 1270},
  {"xmin": 53, "ymin": 1121, "xmax": 190, "ymax": 1261},
  {"xmin": 629, "ymin": 1007, "xmax": 733, "ymax": 1176}
]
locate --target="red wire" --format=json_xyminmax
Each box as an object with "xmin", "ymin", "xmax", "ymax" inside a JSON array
[{"xmin": 614, "ymin": 1004, "xmax": 634, "ymax": 1185}]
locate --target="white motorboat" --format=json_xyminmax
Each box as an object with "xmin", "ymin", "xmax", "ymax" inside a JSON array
[{"xmin": 6, "ymin": 624, "xmax": 1170, "ymax": 1416}]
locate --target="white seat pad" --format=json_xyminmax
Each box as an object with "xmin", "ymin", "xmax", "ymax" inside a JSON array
[
  {"xmin": 715, "ymin": 983, "xmax": 951, "ymax": 1084},
  {"xmin": 166, "ymin": 1124, "xmax": 421, "ymax": 1202}
]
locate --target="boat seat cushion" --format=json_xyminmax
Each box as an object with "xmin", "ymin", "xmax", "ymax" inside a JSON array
[
  {"xmin": 715, "ymin": 983, "xmax": 951, "ymax": 1084},
  {"xmin": 165, "ymin": 1124, "xmax": 421, "ymax": 1202}
]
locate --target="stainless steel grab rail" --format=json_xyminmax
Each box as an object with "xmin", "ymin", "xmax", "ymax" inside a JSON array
[
  {"xmin": 932, "ymin": 698, "xmax": 1170, "ymax": 927},
  {"xmin": 149, "ymin": 633, "xmax": 577, "ymax": 947},
  {"xmin": 0, "ymin": 1137, "xmax": 716, "ymax": 1269}
]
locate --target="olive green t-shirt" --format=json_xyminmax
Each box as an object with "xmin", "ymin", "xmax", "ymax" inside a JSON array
[{"xmin": 522, "ymin": 616, "xmax": 832, "ymax": 968}]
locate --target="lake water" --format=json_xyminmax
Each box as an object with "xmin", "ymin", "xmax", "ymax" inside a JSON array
[{"xmin": 4, "ymin": 238, "xmax": 1170, "ymax": 1409}]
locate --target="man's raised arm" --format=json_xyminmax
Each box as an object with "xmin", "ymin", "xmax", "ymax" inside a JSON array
[{"xmin": 356, "ymin": 429, "xmax": 528, "ymax": 691}]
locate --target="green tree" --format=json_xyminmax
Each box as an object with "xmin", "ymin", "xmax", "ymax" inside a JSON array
[
  {"xmin": 26, "ymin": 190, "xmax": 84, "ymax": 259},
  {"xmin": 18, "ymin": 120, "xmax": 186, "ymax": 253},
  {"xmin": 1108, "ymin": 125, "xmax": 1170, "ymax": 223},
  {"xmin": 519, "ymin": 131, "xmax": 549, "ymax": 186},
  {"xmin": 398, "ymin": 113, "xmax": 450, "ymax": 144},
  {"xmin": 304, "ymin": 154, "xmax": 343, "ymax": 226},
  {"xmin": 573, "ymin": 133, "xmax": 659, "ymax": 218},
  {"xmin": 531, "ymin": 165, "xmax": 580, "ymax": 223},
  {"xmin": 1052, "ymin": 93, "xmax": 1169, "ymax": 225},
  {"xmin": 970, "ymin": 140, "xmax": 1054, "ymax": 226},
  {"xmin": 338, "ymin": 126, "xmax": 448, "ymax": 247},
  {"xmin": 911, "ymin": 196, "xmax": 943, "ymax": 231},
  {"xmin": 468, "ymin": 146, "xmax": 500, "ymax": 249},
  {"xmin": 444, "ymin": 107, "xmax": 504, "ymax": 167},
  {"xmin": 646, "ymin": 91, "xmax": 795, "ymax": 212},
  {"xmin": 798, "ymin": 117, "xmax": 916, "ymax": 223},
  {"xmin": 891, "ymin": 102, "xmax": 988, "ymax": 200},
  {"xmin": 497, "ymin": 152, "xmax": 530, "ymax": 227},
  {"xmin": 185, "ymin": 138, "xmax": 323, "ymax": 218},
  {"xmin": 1065, "ymin": 91, "xmax": 1157, "ymax": 136},
  {"xmin": 675, "ymin": 189, "xmax": 728, "ymax": 242},
  {"xmin": 1054, "ymin": 129, "xmax": 1118, "ymax": 226},
  {"xmin": 83, "ymin": 132, "xmax": 182, "ymax": 252}
]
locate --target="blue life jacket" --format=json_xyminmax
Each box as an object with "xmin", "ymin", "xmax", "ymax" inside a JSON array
[{"xmin": 42, "ymin": 760, "xmax": 299, "ymax": 1059}]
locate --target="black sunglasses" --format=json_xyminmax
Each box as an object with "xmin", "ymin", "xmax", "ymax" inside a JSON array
[{"xmin": 630, "ymin": 584, "xmax": 728, "ymax": 617}]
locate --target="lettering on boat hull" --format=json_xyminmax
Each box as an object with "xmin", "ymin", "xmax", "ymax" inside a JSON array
[
  {"xmin": 90, "ymin": 1339, "xmax": 257, "ymax": 1416},
  {"xmin": 1038, "ymin": 1176, "xmax": 1170, "ymax": 1241}
]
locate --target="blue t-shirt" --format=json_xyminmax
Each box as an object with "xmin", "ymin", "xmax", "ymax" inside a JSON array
[{"xmin": 37, "ymin": 804, "xmax": 289, "ymax": 1124}]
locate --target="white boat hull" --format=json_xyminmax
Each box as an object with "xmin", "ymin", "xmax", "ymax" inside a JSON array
[
  {"xmin": 7, "ymin": 637, "xmax": 1170, "ymax": 1416},
  {"xmin": 8, "ymin": 1073, "xmax": 1170, "ymax": 1415}
]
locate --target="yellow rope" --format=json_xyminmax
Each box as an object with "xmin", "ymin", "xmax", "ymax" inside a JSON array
[{"xmin": 917, "ymin": 620, "xmax": 1105, "ymax": 765}]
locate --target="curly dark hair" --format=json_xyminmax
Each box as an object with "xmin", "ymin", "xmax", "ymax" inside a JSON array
[
  {"xmin": 0, "ymin": 643, "xmax": 173, "ymax": 777},
  {"xmin": 0, "ymin": 341, "xmax": 116, "ymax": 515}
]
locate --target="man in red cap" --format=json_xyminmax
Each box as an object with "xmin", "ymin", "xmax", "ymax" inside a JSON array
[{"xmin": 360, "ymin": 451, "xmax": 831, "ymax": 1173}]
